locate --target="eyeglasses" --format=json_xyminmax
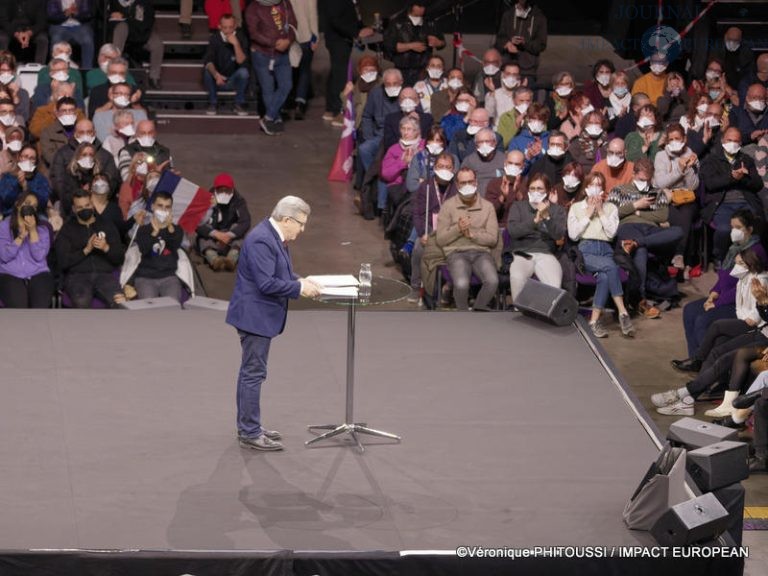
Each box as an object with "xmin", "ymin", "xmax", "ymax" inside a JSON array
[{"xmin": 288, "ymin": 216, "xmax": 307, "ymax": 228}]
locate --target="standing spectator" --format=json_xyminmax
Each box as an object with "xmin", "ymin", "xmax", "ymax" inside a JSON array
[
  {"xmin": 291, "ymin": 0, "xmax": 318, "ymax": 120},
  {"xmin": 383, "ymin": 0, "xmax": 445, "ymax": 87},
  {"xmin": 47, "ymin": 0, "xmax": 95, "ymax": 69},
  {"xmin": 711, "ymin": 27, "xmax": 754, "ymax": 92},
  {"xmin": 495, "ymin": 0, "xmax": 547, "ymax": 86},
  {"xmin": 203, "ymin": 13, "xmax": 250, "ymax": 116},
  {"xmin": 471, "ymin": 48, "xmax": 503, "ymax": 107},
  {"xmin": 435, "ymin": 166, "xmax": 499, "ymax": 311},
  {"xmin": 246, "ymin": 0, "xmax": 297, "ymax": 135},
  {"xmin": 319, "ymin": 0, "xmax": 374, "ymax": 123},
  {"xmin": 196, "ymin": 172, "xmax": 252, "ymax": 272},
  {"xmin": 109, "ymin": 0, "xmax": 163, "ymax": 90},
  {"xmin": 0, "ymin": 0, "xmax": 49, "ymax": 65},
  {"xmin": 0, "ymin": 191, "xmax": 54, "ymax": 308}
]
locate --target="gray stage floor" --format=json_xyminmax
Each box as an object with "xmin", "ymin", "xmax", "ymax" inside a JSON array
[{"xmin": 0, "ymin": 309, "xmax": 661, "ymax": 551}]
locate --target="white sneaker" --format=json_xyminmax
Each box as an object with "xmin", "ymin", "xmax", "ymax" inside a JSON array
[
  {"xmin": 657, "ymin": 398, "xmax": 694, "ymax": 416},
  {"xmin": 651, "ymin": 389, "xmax": 680, "ymax": 407}
]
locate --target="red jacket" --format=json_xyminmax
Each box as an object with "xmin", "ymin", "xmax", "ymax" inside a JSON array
[{"xmin": 245, "ymin": 0, "xmax": 297, "ymax": 56}]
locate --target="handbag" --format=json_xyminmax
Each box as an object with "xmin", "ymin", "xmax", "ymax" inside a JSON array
[{"xmin": 670, "ymin": 188, "xmax": 695, "ymax": 206}]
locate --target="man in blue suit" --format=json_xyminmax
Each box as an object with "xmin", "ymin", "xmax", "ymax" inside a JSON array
[{"xmin": 226, "ymin": 196, "xmax": 320, "ymax": 451}]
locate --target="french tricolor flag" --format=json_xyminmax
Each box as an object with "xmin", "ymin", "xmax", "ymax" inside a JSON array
[{"xmin": 155, "ymin": 171, "xmax": 212, "ymax": 235}]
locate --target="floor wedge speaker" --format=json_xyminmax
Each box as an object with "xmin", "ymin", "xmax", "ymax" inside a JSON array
[
  {"xmin": 667, "ymin": 417, "xmax": 739, "ymax": 449},
  {"xmin": 687, "ymin": 441, "xmax": 749, "ymax": 492},
  {"xmin": 514, "ymin": 279, "xmax": 578, "ymax": 327},
  {"xmin": 650, "ymin": 493, "xmax": 730, "ymax": 547}
]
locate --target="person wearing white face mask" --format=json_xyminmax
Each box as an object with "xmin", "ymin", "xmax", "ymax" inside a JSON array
[
  {"xmin": 433, "ymin": 167, "xmax": 499, "ymax": 310},
  {"xmin": 506, "ymin": 173, "xmax": 566, "ymax": 300},
  {"xmin": 93, "ymin": 82, "xmax": 148, "ymax": 143},
  {"xmin": 630, "ymin": 53, "xmax": 668, "ymax": 106},
  {"xmin": 529, "ymin": 130, "xmax": 571, "ymax": 188},
  {"xmin": 405, "ymin": 125, "xmax": 458, "ymax": 194},
  {"xmin": 566, "ymin": 110, "xmax": 608, "ymax": 174},
  {"xmin": 461, "ymin": 128, "xmax": 505, "ymax": 199},
  {"xmin": 38, "ymin": 95, "xmax": 83, "ymax": 172},
  {"xmin": 731, "ymin": 83, "xmax": 768, "ymax": 146},
  {"xmin": 568, "ymin": 171, "xmax": 635, "ymax": 338},
  {"xmin": 508, "ymin": 102, "xmax": 550, "ymax": 174},
  {"xmin": 117, "ymin": 120, "xmax": 173, "ymax": 183},
  {"xmin": 0, "ymin": 145, "xmax": 51, "ymax": 219},
  {"xmin": 625, "ymin": 104, "xmax": 663, "ymax": 163},
  {"xmin": 382, "ymin": 0, "xmax": 445, "ymax": 87},
  {"xmin": 583, "ymin": 59, "xmax": 616, "ymax": 115},
  {"xmin": 118, "ymin": 152, "xmax": 154, "ymax": 219},
  {"xmin": 486, "ymin": 62, "xmax": 524, "ymax": 129},
  {"xmin": 701, "ymin": 126, "xmax": 764, "ymax": 264},
  {"xmin": 486, "ymin": 150, "xmax": 527, "ymax": 224},
  {"xmin": 85, "ymin": 44, "xmax": 135, "ymax": 90},
  {"xmin": 471, "ymin": 48, "xmax": 503, "ymax": 107},
  {"xmin": 380, "ymin": 116, "xmax": 424, "ymax": 214},
  {"xmin": 0, "ymin": 51, "xmax": 32, "ymax": 124},
  {"xmin": 680, "ymin": 94, "xmax": 712, "ymax": 133},
  {"xmin": 447, "ymin": 106, "xmax": 501, "ymax": 163},
  {"xmin": 87, "ymin": 57, "xmax": 141, "ymax": 118},
  {"xmin": 196, "ymin": 172, "xmax": 252, "ymax": 272},
  {"xmin": 710, "ymin": 27, "xmax": 753, "ymax": 92},
  {"xmin": 430, "ymin": 68, "xmax": 466, "ymax": 122},
  {"xmin": 593, "ymin": 137, "xmax": 634, "ymax": 192},
  {"xmin": 495, "ymin": 0, "xmax": 548, "ymax": 86},
  {"xmin": 89, "ymin": 174, "xmax": 127, "ymax": 239},
  {"xmin": 359, "ymin": 68, "xmax": 404, "ymax": 173},
  {"xmin": 413, "ymin": 55, "xmax": 448, "ymax": 115},
  {"xmin": 546, "ymin": 71, "xmax": 575, "ymax": 127},
  {"xmin": 58, "ymin": 142, "xmax": 104, "ymax": 216},
  {"xmin": 381, "ymin": 86, "xmax": 433, "ymax": 152},
  {"xmin": 657, "ymin": 72, "xmax": 689, "ymax": 124},
  {"xmin": 0, "ymin": 126, "xmax": 25, "ymax": 174},
  {"xmin": 34, "ymin": 51, "xmax": 85, "ymax": 106}
]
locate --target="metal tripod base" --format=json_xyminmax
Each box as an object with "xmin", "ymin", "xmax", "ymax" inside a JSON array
[{"xmin": 306, "ymin": 422, "xmax": 401, "ymax": 453}]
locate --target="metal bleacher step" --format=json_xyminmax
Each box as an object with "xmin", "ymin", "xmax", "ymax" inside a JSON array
[
  {"xmin": 155, "ymin": 12, "xmax": 211, "ymax": 37},
  {"xmin": 155, "ymin": 110, "xmax": 261, "ymax": 134},
  {"xmin": 159, "ymin": 61, "xmax": 205, "ymax": 85}
]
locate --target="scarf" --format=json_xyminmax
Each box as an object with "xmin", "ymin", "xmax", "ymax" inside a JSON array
[
  {"xmin": 608, "ymin": 92, "xmax": 631, "ymax": 118},
  {"xmin": 575, "ymin": 133, "xmax": 605, "ymax": 163},
  {"xmin": 723, "ymin": 234, "xmax": 760, "ymax": 272}
]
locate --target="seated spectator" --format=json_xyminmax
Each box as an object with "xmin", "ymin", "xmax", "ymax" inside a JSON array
[
  {"xmin": 448, "ymin": 106, "xmax": 502, "ymax": 164},
  {"xmin": 438, "ymin": 88, "xmax": 473, "ymax": 142},
  {"xmin": 101, "ymin": 109, "xmax": 135, "ymax": 167},
  {"xmin": 413, "ymin": 55, "xmax": 447, "ymax": 115},
  {"xmin": 380, "ymin": 115, "xmax": 424, "ymax": 211},
  {"xmin": 680, "ymin": 93, "xmax": 711, "ymax": 134},
  {"xmin": 0, "ymin": 51, "xmax": 31, "ymax": 123},
  {"xmin": 89, "ymin": 173, "xmax": 126, "ymax": 239},
  {"xmin": 0, "ymin": 0, "xmax": 49, "ymax": 64},
  {"xmin": 694, "ymin": 58, "xmax": 739, "ymax": 110},
  {"xmin": 0, "ymin": 97, "xmax": 25, "ymax": 144},
  {"xmin": 88, "ymin": 57, "xmax": 142, "ymax": 118},
  {"xmin": 686, "ymin": 101, "xmax": 725, "ymax": 161},
  {"xmin": 605, "ymin": 71, "xmax": 632, "ymax": 128},
  {"xmin": 567, "ymin": 171, "xmax": 635, "ymax": 338},
  {"xmin": 245, "ymin": 0, "xmax": 297, "ymax": 135},
  {"xmin": 118, "ymin": 152, "xmax": 152, "ymax": 218},
  {"xmin": 653, "ymin": 122, "xmax": 700, "ymax": 272},
  {"xmin": 731, "ymin": 83, "xmax": 768, "ymax": 148},
  {"xmin": 38, "ymin": 95, "xmax": 83, "ymax": 172},
  {"xmin": 486, "ymin": 62, "xmax": 523, "ymax": 129},
  {"xmin": 31, "ymin": 57, "xmax": 84, "ymax": 114},
  {"xmin": 405, "ymin": 125, "xmax": 457, "ymax": 194},
  {"xmin": 507, "ymin": 173, "xmax": 566, "ymax": 301},
  {"xmin": 411, "ymin": 153, "xmax": 457, "ymax": 301},
  {"xmin": 117, "ymin": 120, "xmax": 172, "ymax": 182},
  {"xmin": 203, "ymin": 13, "xmax": 250, "ymax": 116},
  {"xmin": 608, "ymin": 158, "xmax": 683, "ymax": 317},
  {"xmin": 625, "ymin": 104, "xmax": 663, "ymax": 162},
  {"xmin": 486, "ymin": 150, "xmax": 526, "ymax": 224},
  {"xmin": 496, "ymin": 86, "xmax": 533, "ymax": 147},
  {"xmin": 555, "ymin": 161, "xmax": 584, "ymax": 207},
  {"xmin": 713, "ymin": 27, "xmax": 754, "ymax": 92},
  {"xmin": 339, "ymin": 55, "xmax": 380, "ymax": 129},
  {"xmin": 381, "ymin": 86, "xmax": 433, "ymax": 153},
  {"xmin": 508, "ymin": 102, "xmax": 550, "ymax": 174},
  {"xmin": 593, "ymin": 137, "xmax": 634, "ymax": 191},
  {"xmin": 471, "ymin": 48, "xmax": 502, "ymax": 107},
  {"xmin": 557, "ymin": 92, "xmax": 592, "ymax": 142},
  {"xmin": 196, "ymin": 172, "xmax": 251, "ymax": 272},
  {"xmin": 701, "ymin": 127, "xmax": 763, "ymax": 263},
  {"xmin": 461, "ymin": 128, "xmax": 505, "ymax": 198},
  {"xmin": 37, "ymin": 41, "xmax": 85, "ymax": 92},
  {"xmin": 0, "ymin": 126, "xmax": 24, "ymax": 174},
  {"xmin": 545, "ymin": 71, "xmax": 576, "ymax": 130},
  {"xmin": 738, "ymin": 53, "xmax": 768, "ymax": 105},
  {"xmin": 86, "ymin": 43, "xmax": 136, "ymax": 90},
  {"xmin": 675, "ymin": 209, "xmax": 765, "ymax": 363},
  {"xmin": 0, "ymin": 190, "xmax": 53, "ymax": 308},
  {"xmin": 109, "ymin": 0, "xmax": 163, "ymax": 89},
  {"xmin": 430, "ymin": 67, "xmax": 465, "ymax": 122},
  {"xmin": 0, "ymin": 145, "xmax": 50, "ymax": 218},
  {"xmin": 47, "ymin": 1, "xmax": 95, "ymax": 69},
  {"xmin": 57, "ymin": 142, "xmax": 107, "ymax": 216},
  {"xmin": 656, "ymin": 72, "xmax": 689, "ymax": 124},
  {"xmin": 29, "ymin": 81, "xmax": 79, "ymax": 141},
  {"xmin": 614, "ymin": 92, "xmax": 649, "ymax": 141},
  {"xmin": 567, "ymin": 110, "xmax": 608, "ymax": 174},
  {"xmin": 529, "ymin": 129, "xmax": 571, "ymax": 185},
  {"xmin": 631, "ymin": 52, "xmax": 668, "ymax": 106},
  {"xmin": 55, "ymin": 190, "xmax": 126, "ymax": 308},
  {"xmin": 358, "ymin": 68, "xmax": 403, "ymax": 172},
  {"xmin": 93, "ymin": 82, "xmax": 148, "ymax": 143},
  {"xmin": 435, "ymin": 166, "xmax": 499, "ymax": 311},
  {"xmin": 759, "ymin": 133, "xmax": 768, "ymax": 192},
  {"xmin": 128, "ymin": 191, "xmax": 184, "ymax": 300},
  {"xmin": 50, "ymin": 119, "xmax": 120, "ymax": 204},
  {"xmin": 583, "ymin": 59, "xmax": 615, "ymax": 114}
]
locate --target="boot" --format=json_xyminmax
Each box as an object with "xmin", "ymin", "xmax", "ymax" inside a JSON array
[{"xmin": 704, "ymin": 390, "xmax": 739, "ymax": 418}]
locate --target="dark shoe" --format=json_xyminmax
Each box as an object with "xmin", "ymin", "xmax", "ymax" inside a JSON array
[
  {"xmin": 294, "ymin": 102, "xmax": 306, "ymax": 120},
  {"xmin": 732, "ymin": 390, "xmax": 763, "ymax": 410},
  {"xmin": 233, "ymin": 103, "xmax": 248, "ymax": 116},
  {"xmin": 749, "ymin": 455, "xmax": 768, "ymax": 473},
  {"xmin": 239, "ymin": 434, "xmax": 284, "ymax": 451},
  {"xmin": 671, "ymin": 358, "xmax": 702, "ymax": 372},
  {"xmin": 148, "ymin": 77, "xmax": 162, "ymax": 90},
  {"xmin": 180, "ymin": 23, "xmax": 192, "ymax": 39},
  {"xmin": 711, "ymin": 415, "xmax": 746, "ymax": 430},
  {"xmin": 272, "ymin": 120, "xmax": 285, "ymax": 133},
  {"xmin": 260, "ymin": 118, "xmax": 276, "ymax": 136},
  {"xmin": 206, "ymin": 104, "xmax": 217, "ymax": 115},
  {"xmin": 239, "ymin": 429, "xmax": 282, "ymax": 441}
]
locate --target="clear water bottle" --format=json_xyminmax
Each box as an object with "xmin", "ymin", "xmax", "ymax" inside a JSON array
[{"xmin": 359, "ymin": 263, "xmax": 372, "ymax": 289}]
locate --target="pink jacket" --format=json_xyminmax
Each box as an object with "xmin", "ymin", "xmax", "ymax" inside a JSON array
[{"xmin": 380, "ymin": 140, "xmax": 425, "ymax": 187}]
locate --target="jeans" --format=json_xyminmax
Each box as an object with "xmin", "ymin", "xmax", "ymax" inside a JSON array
[
  {"xmin": 579, "ymin": 239, "xmax": 623, "ymax": 309},
  {"xmin": 0, "ymin": 272, "xmax": 54, "ymax": 308},
  {"xmin": 49, "ymin": 23, "xmax": 94, "ymax": 69},
  {"xmin": 203, "ymin": 67, "xmax": 250, "ymax": 105},
  {"xmin": 134, "ymin": 276, "xmax": 182, "ymax": 301},
  {"xmin": 617, "ymin": 223, "xmax": 683, "ymax": 299},
  {"xmin": 294, "ymin": 41, "xmax": 314, "ymax": 104},
  {"xmin": 251, "ymin": 50, "xmax": 292, "ymax": 121},
  {"xmin": 712, "ymin": 201, "xmax": 752, "ymax": 263},
  {"xmin": 324, "ymin": 40, "xmax": 352, "ymax": 115},
  {"xmin": 682, "ymin": 298, "xmax": 736, "ymax": 358},
  {"xmin": 446, "ymin": 250, "xmax": 499, "ymax": 310},
  {"xmin": 236, "ymin": 330, "xmax": 272, "ymax": 438}
]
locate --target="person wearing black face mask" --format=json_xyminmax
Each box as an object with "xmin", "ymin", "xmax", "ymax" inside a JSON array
[{"xmin": 54, "ymin": 189, "xmax": 126, "ymax": 308}]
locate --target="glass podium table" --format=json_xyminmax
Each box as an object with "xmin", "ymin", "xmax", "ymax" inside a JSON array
[{"xmin": 306, "ymin": 276, "xmax": 410, "ymax": 453}]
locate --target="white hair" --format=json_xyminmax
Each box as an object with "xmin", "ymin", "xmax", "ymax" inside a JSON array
[
  {"xmin": 399, "ymin": 115, "xmax": 420, "ymax": 135},
  {"xmin": 272, "ymin": 196, "xmax": 311, "ymax": 220},
  {"xmin": 52, "ymin": 41, "xmax": 72, "ymax": 55},
  {"xmin": 112, "ymin": 109, "xmax": 135, "ymax": 126},
  {"xmin": 382, "ymin": 68, "xmax": 403, "ymax": 83},
  {"xmin": 99, "ymin": 43, "xmax": 121, "ymax": 58}
]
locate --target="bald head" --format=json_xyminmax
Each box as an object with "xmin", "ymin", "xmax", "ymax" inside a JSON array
[
  {"xmin": 607, "ymin": 138, "xmax": 626, "ymax": 154},
  {"xmin": 724, "ymin": 27, "xmax": 742, "ymax": 43},
  {"xmin": 399, "ymin": 87, "xmax": 418, "ymax": 102},
  {"xmin": 468, "ymin": 107, "xmax": 490, "ymax": 126},
  {"xmin": 506, "ymin": 150, "xmax": 524, "ymax": 164},
  {"xmin": 757, "ymin": 54, "xmax": 768, "ymax": 78}
]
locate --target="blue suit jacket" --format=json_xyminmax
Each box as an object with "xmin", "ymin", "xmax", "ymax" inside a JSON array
[{"xmin": 226, "ymin": 219, "xmax": 301, "ymax": 338}]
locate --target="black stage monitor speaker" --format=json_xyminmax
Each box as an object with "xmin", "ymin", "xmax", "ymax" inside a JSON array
[
  {"xmin": 514, "ymin": 279, "xmax": 578, "ymax": 327},
  {"xmin": 650, "ymin": 493, "xmax": 730, "ymax": 547},
  {"xmin": 687, "ymin": 441, "xmax": 749, "ymax": 492},
  {"xmin": 713, "ymin": 483, "xmax": 746, "ymax": 546},
  {"xmin": 667, "ymin": 417, "xmax": 739, "ymax": 449}
]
